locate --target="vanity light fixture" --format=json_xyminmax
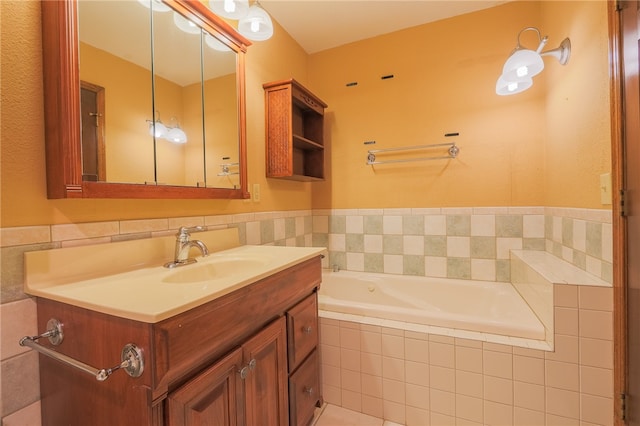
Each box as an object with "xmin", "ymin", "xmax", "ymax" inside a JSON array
[
  {"xmin": 209, "ymin": 0, "xmax": 250, "ymax": 20},
  {"xmin": 238, "ymin": 2, "xmax": 274, "ymax": 41},
  {"xmin": 496, "ymin": 27, "xmax": 571, "ymax": 96},
  {"xmin": 147, "ymin": 115, "xmax": 187, "ymax": 144}
]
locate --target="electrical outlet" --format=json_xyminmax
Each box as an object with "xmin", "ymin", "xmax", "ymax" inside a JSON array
[
  {"xmin": 252, "ymin": 183, "xmax": 261, "ymax": 202},
  {"xmin": 600, "ymin": 173, "xmax": 612, "ymax": 205}
]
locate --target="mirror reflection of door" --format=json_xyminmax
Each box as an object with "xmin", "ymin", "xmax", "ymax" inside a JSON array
[{"xmin": 80, "ymin": 81, "xmax": 106, "ymax": 182}]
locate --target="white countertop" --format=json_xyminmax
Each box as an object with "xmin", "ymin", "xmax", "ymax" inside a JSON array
[{"xmin": 25, "ymin": 245, "xmax": 325, "ymax": 323}]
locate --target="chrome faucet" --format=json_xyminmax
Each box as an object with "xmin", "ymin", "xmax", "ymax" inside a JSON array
[{"xmin": 164, "ymin": 226, "xmax": 209, "ymax": 268}]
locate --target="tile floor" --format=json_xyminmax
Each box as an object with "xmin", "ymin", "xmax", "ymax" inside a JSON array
[{"xmin": 313, "ymin": 404, "xmax": 403, "ymax": 426}]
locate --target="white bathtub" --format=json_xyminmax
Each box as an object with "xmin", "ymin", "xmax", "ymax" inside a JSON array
[{"xmin": 318, "ymin": 270, "xmax": 545, "ymax": 340}]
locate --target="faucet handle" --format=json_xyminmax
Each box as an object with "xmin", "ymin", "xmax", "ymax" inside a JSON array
[{"xmin": 177, "ymin": 226, "xmax": 205, "ymax": 239}]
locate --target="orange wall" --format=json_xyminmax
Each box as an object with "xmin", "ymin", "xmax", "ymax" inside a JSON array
[
  {"xmin": 308, "ymin": 1, "xmax": 610, "ymax": 210},
  {"xmin": 542, "ymin": 0, "xmax": 611, "ymax": 208},
  {"xmin": 0, "ymin": 1, "xmax": 611, "ymax": 228}
]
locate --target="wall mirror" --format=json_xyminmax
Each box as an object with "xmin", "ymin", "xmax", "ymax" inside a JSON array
[{"xmin": 41, "ymin": 0, "xmax": 250, "ymax": 199}]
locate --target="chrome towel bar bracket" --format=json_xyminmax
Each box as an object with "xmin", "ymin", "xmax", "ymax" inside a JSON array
[{"xmin": 19, "ymin": 318, "xmax": 144, "ymax": 382}]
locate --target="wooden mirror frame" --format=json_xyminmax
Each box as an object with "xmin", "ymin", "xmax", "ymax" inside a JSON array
[{"xmin": 41, "ymin": 0, "xmax": 251, "ymax": 199}]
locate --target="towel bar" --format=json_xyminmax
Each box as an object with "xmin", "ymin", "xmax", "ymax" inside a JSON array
[{"xmin": 19, "ymin": 318, "xmax": 144, "ymax": 381}]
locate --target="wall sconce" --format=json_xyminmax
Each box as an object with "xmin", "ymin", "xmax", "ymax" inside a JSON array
[
  {"xmin": 147, "ymin": 114, "xmax": 187, "ymax": 144},
  {"xmin": 496, "ymin": 27, "xmax": 571, "ymax": 96},
  {"xmin": 210, "ymin": 0, "xmax": 273, "ymax": 41}
]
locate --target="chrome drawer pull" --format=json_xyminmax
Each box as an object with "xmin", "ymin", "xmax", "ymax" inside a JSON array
[
  {"xmin": 302, "ymin": 326, "xmax": 313, "ymax": 335},
  {"xmin": 19, "ymin": 318, "xmax": 144, "ymax": 382},
  {"xmin": 303, "ymin": 386, "xmax": 314, "ymax": 396}
]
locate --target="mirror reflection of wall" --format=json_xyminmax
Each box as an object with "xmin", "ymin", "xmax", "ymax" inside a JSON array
[{"xmin": 77, "ymin": 0, "xmax": 240, "ymax": 189}]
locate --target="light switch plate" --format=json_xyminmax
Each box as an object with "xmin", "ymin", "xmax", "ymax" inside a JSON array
[{"xmin": 252, "ymin": 183, "xmax": 261, "ymax": 202}]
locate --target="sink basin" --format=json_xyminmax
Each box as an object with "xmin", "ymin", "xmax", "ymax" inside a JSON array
[{"xmin": 162, "ymin": 256, "xmax": 270, "ymax": 284}]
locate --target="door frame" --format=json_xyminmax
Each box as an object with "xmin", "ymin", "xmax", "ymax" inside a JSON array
[
  {"xmin": 610, "ymin": 1, "xmax": 637, "ymax": 424},
  {"xmin": 80, "ymin": 80, "xmax": 106, "ymax": 181}
]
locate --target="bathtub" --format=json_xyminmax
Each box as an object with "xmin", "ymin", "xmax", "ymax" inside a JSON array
[{"xmin": 318, "ymin": 270, "xmax": 545, "ymax": 340}]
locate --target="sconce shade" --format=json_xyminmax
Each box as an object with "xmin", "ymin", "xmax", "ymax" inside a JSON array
[
  {"xmin": 149, "ymin": 121, "xmax": 168, "ymax": 138},
  {"xmin": 496, "ymin": 75, "xmax": 533, "ymax": 96},
  {"xmin": 238, "ymin": 4, "xmax": 273, "ymax": 41},
  {"xmin": 209, "ymin": 0, "xmax": 250, "ymax": 20},
  {"xmin": 173, "ymin": 12, "xmax": 201, "ymax": 35},
  {"xmin": 502, "ymin": 49, "xmax": 544, "ymax": 80},
  {"xmin": 166, "ymin": 127, "xmax": 188, "ymax": 144}
]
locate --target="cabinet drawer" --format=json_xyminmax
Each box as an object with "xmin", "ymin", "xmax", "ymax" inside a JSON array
[
  {"xmin": 286, "ymin": 293, "xmax": 318, "ymax": 370},
  {"xmin": 288, "ymin": 350, "xmax": 320, "ymax": 426}
]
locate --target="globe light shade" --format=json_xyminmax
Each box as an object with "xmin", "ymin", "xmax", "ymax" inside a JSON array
[
  {"xmin": 496, "ymin": 75, "xmax": 533, "ymax": 96},
  {"xmin": 238, "ymin": 4, "xmax": 273, "ymax": 41},
  {"xmin": 501, "ymin": 49, "xmax": 544, "ymax": 81}
]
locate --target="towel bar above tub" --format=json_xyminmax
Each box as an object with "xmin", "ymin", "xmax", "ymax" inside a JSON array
[
  {"xmin": 19, "ymin": 318, "xmax": 144, "ymax": 381},
  {"xmin": 366, "ymin": 142, "xmax": 460, "ymax": 165}
]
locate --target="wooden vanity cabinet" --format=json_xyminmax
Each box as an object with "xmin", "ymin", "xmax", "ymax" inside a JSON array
[
  {"xmin": 263, "ymin": 79, "xmax": 328, "ymax": 181},
  {"xmin": 35, "ymin": 256, "xmax": 322, "ymax": 426},
  {"xmin": 166, "ymin": 317, "xmax": 288, "ymax": 426}
]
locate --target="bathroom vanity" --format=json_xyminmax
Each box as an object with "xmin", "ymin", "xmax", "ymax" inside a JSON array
[{"xmin": 24, "ymin": 236, "xmax": 324, "ymax": 426}]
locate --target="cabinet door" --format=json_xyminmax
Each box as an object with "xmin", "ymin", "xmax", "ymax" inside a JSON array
[
  {"xmin": 243, "ymin": 317, "xmax": 289, "ymax": 426},
  {"xmin": 166, "ymin": 348, "xmax": 244, "ymax": 426}
]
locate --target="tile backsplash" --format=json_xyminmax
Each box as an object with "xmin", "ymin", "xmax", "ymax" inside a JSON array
[{"xmin": 313, "ymin": 207, "xmax": 612, "ymax": 284}]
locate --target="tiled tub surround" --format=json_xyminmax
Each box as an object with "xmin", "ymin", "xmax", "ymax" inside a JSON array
[
  {"xmin": 319, "ymin": 282, "xmax": 614, "ymax": 425},
  {"xmin": 313, "ymin": 207, "xmax": 613, "ymax": 285}
]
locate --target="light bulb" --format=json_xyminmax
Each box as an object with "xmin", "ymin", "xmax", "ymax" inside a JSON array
[
  {"xmin": 516, "ymin": 66, "xmax": 528, "ymax": 78},
  {"xmin": 508, "ymin": 82, "xmax": 518, "ymax": 92},
  {"xmin": 250, "ymin": 19, "xmax": 260, "ymax": 33},
  {"xmin": 224, "ymin": 0, "xmax": 236, "ymax": 13}
]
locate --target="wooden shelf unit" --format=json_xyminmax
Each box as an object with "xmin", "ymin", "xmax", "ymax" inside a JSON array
[{"xmin": 264, "ymin": 79, "xmax": 328, "ymax": 181}]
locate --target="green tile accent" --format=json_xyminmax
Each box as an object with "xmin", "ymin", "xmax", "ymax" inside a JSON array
[
  {"xmin": 447, "ymin": 257, "xmax": 471, "ymax": 279},
  {"xmin": 545, "ymin": 215, "xmax": 553, "ymax": 239},
  {"xmin": 573, "ymin": 250, "xmax": 586, "ymax": 270},
  {"xmin": 329, "ymin": 216, "xmax": 346, "ymax": 233},
  {"xmin": 364, "ymin": 253, "xmax": 384, "ymax": 273},
  {"xmin": 562, "ymin": 217, "xmax": 574, "ymax": 248},
  {"xmin": 403, "ymin": 215, "xmax": 424, "ymax": 236},
  {"xmin": 586, "ymin": 221, "xmax": 603, "ymax": 258},
  {"xmin": 496, "ymin": 259, "xmax": 511, "ymax": 282},
  {"xmin": 424, "ymin": 236, "xmax": 447, "ymax": 257},
  {"xmin": 2, "ymin": 242, "xmax": 58, "ymax": 303},
  {"xmin": 446, "ymin": 215, "xmax": 470, "ymax": 236},
  {"xmin": 470, "ymin": 236, "xmax": 496, "ymax": 259},
  {"xmin": 285, "ymin": 217, "xmax": 296, "ymax": 239},
  {"xmin": 496, "ymin": 215, "xmax": 523, "ymax": 237},
  {"xmin": 523, "ymin": 238, "xmax": 545, "ymax": 251},
  {"xmin": 383, "ymin": 235, "xmax": 403, "ymax": 255},
  {"xmin": 329, "ymin": 251, "xmax": 346, "ymax": 271},
  {"xmin": 313, "ymin": 233, "xmax": 328, "ymax": 248},
  {"xmin": 364, "ymin": 215, "xmax": 383, "ymax": 234},
  {"xmin": 404, "ymin": 255, "xmax": 425, "ymax": 276},
  {"xmin": 551, "ymin": 241, "xmax": 563, "ymax": 258},
  {"xmin": 346, "ymin": 234, "xmax": 365, "ymax": 252},
  {"xmin": 260, "ymin": 220, "xmax": 275, "ymax": 244}
]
